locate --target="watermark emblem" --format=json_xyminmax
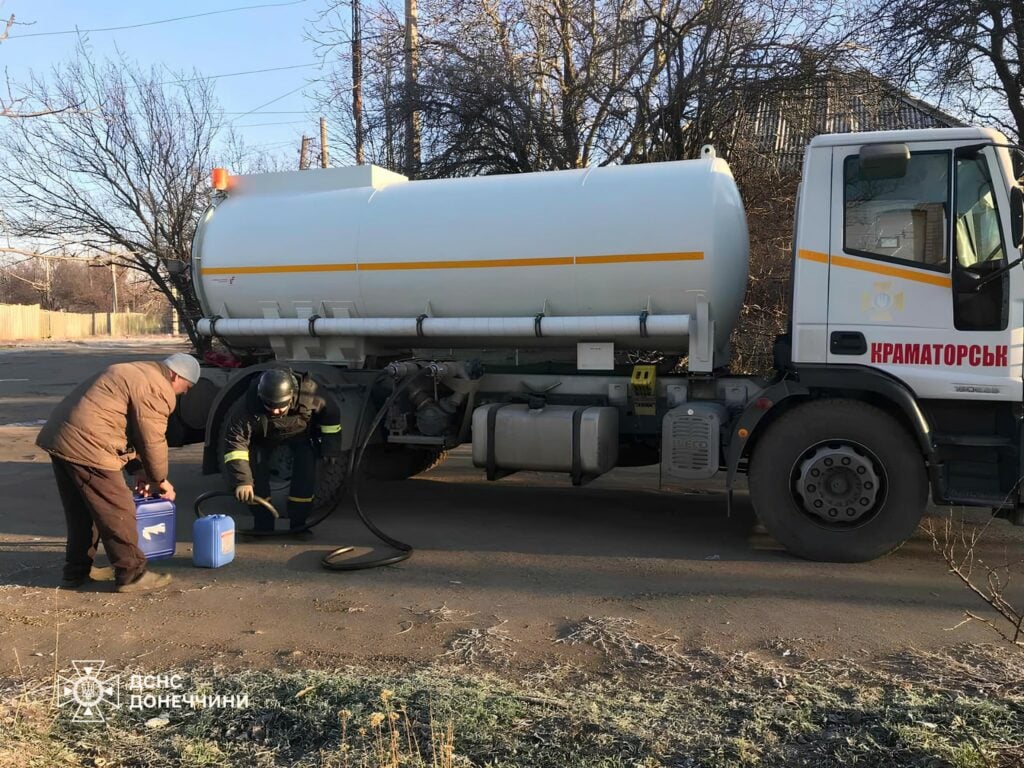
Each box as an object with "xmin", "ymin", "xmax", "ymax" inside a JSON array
[{"xmin": 57, "ymin": 660, "xmax": 121, "ymax": 723}]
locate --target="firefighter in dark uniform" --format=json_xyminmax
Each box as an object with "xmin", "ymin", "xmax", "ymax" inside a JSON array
[{"xmin": 223, "ymin": 368, "xmax": 343, "ymax": 532}]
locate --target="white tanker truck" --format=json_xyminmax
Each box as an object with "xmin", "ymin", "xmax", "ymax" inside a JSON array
[{"xmin": 169, "ymin": 126, "xmax": 1024, "ymax": 562}]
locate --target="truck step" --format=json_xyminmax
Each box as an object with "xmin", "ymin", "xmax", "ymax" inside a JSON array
[
  {"xmin": 942, "ymin": 488, "xmax": 1016, "ymax": 510},
  {"xmin": 933, "ymin": 433, "xmax": 1014, "ymax": 448},
  {"xmin": 933, "ymin": 432, "xmax": 1014, "ymax": 448}
]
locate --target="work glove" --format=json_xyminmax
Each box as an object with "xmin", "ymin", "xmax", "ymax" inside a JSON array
[{"xmin": 235, "ymin": 484, "xmax": 255, "ymax": 504}]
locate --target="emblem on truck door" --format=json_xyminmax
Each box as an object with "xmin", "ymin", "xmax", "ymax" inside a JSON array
[{"xmin": 861, "ymin": 282, "xmax": 904, "ymax": 321}]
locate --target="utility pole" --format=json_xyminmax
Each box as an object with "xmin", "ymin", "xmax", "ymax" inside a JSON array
[
  {"xmin": 299, "ymin": 135, "xmax": 311, "ymax": 170},
  {"xmin": 319, "ymin": 117, "xmax": 329, "ymax": 168},
  {"xmin": 404, "ymin": 0, "xmax": 420, "ymax": 175},
  {"xmin": 110, "ymin": 263, "xmax": 118, "ymax": 314},
  {"xmin": 352, "ymin": 0, "xmax": 364, "ymax": 165}
]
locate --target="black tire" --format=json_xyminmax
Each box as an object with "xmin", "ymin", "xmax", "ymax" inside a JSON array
[
  {"xmin": 217, "ymin": 398, "xmax": 348, "ymax": 507},
  {"xmin": 359, "ymin": 444, "xmax": 448, "ymax": 481},
  {"xmin": 748, "ymin": 399, "xmax": 927, "ymax": 562}
]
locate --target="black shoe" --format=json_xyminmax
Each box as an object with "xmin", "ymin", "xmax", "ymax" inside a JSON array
[
  {"xmin": 60, "ymin": 575, "xmax": 89, "ymax": 589},
  {"xmin": 60, "ymin": 565, "xmax": 115, "ymax": 589}
]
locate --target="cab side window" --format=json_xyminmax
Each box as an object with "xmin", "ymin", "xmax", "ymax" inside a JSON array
[
  {"xmin": 844, "ymin": 152, "xmax": 949, "ymax": 271},
  {"xmin": 955, "ymin": 156, "xmax": 1003, "ymax": 268},
  {"xmin": 952, "ymin": 151, "xmax": 1008, "ymax": 331}
]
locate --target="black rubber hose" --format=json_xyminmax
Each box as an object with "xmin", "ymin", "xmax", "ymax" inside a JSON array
[
  {"xmin": 194, "ymin": 490, "xmax": 279, "ymax": 517},
  {"xmin": 320, "ymin": 369, "xmax": 431, "ymax": 570}
]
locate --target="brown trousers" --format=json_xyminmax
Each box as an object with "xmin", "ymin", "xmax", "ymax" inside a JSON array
[{"xmin": 50, "ymin": 457, "xmax": 147, "ymax": 586}]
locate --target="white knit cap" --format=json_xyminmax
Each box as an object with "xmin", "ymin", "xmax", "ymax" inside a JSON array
[{"xmin": 163, "ymin": 353, "xmax": 201, "ymax": 384}]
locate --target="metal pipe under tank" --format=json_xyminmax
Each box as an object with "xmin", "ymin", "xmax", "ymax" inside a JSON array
[{"xmin": 197, "ymin": 313, "xmax": 691, "ymax": 339}]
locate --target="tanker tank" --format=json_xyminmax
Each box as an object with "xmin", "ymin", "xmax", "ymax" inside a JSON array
[{"xmin": 193, "ymin": 150, "xmax": 749, "ymax": 370}]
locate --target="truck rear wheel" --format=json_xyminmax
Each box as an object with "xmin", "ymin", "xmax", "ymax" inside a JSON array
[
  {"xmin": 748, "ymin": 399, "xmax": 927, "ymax": 562},
  {"xmin": 217, "ymin": 398, "xmax": 348, "ymax": 507},
  {"xmin": 359, "ymin": 444, "xmax": 448, "ymax": 481}
]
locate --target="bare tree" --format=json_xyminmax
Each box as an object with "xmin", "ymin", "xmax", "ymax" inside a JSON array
[
  {"xmin": 0, "ymin": 48, "xmax": 222, "ymax": 350},
  {"xmin": 310, "ymin": 0, "xmax": 407, "ymax": 169},
  {"xmin": 0, "ymin": 6, "xmax": 77, "ymax": 118},
  {"xmin": 217, "ymin": 128, "xmax": 298, "ymax": 174},
  {"xmin": 865, "ymin": 0, "xmax": 1024, "ymax": 141},
  {"xmin": 311, "ymin": 0, "xmax": 857, "ymax": 177},
  {"xmin": 0, "ymin": 250, "xmax": 152, "ymax": 314}
]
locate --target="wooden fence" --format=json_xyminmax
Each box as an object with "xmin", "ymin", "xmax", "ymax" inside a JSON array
[{"xmin": 0, "ymin": 303, "xmax": 169, "ymax": 340}]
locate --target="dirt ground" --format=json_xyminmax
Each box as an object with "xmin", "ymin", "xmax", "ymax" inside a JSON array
[{"xmin": 1, "ymin": 340, "xmax": 1023, "ymax": 678}]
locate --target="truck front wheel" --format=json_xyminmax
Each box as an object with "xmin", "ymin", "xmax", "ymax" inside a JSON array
[{"xmin": 748, "ymin": 399, "xmax": 927, "ymax": 562}]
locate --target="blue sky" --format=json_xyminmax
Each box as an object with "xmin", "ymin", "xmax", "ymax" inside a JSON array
[{"xmin": 2, "ymin": 0, "xmax": 334, "ymax": 163}]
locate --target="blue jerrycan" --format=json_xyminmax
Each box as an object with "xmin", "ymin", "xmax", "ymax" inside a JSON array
[
  {"xmin": 193, "ymin": 514, "xmax": 235, "ymax": 568},
  {"xmin": 134, "ymin": 496, "xmax": 176, "ymax": 560}
]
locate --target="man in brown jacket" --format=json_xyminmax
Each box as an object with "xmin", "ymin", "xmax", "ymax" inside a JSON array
[{"xmin": 37, "ymin": 353, "xmax": 200, "ymax": 593}]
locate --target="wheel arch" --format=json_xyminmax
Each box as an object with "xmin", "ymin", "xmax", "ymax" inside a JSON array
[
  {"xmin": 201, "ymin": 361, "xmax": 367, "ymax": 475},
  {"xmin": 727, "ymin": 366, "xmax": 939, "ymax": 494}
]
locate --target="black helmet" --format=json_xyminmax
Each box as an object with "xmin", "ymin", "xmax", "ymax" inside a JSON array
[{"xmin": 257, "ymin": 369, "xmax": 296, "ymax": 411}]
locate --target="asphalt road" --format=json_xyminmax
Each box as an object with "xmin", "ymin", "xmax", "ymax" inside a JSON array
[{"xmin": 1, "ymin": 340, "xmax": 1022, "ymax": 676}]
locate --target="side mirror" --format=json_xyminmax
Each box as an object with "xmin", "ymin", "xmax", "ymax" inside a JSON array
[
  {"xmin": 859, "ymin": 143, "xmax": 910, "ymax": 180},
  {"xmin": 1011, "ymin": 186, "xmax": 1024, "ymax": 247}
]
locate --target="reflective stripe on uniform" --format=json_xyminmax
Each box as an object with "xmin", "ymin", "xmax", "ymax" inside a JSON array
[
  {"xmin": 224, "ymin": 450, "xmax": 249, "ymax": 462},
  {"xmin": 319, "ymin": 424, "xmax": 342, "ymax": 434},
  {"xmin": 288, "ymin": 495, "xmax": 314, "ymax": 503}
]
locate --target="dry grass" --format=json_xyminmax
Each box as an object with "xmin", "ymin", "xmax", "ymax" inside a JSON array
[
  {"xmin": 555, "ymin": 616, "xmax": 682, "ymax": 670},
  {"xmin": 441, "ymin": 622, "xmax": 517, "ymax": 667},
  {"xmin": 2, "ymin": 626, "xmax": 1024, "ymax": 767},
  {"xmin": 405, "ymin": 604, "xmax": 476, "ymax": 626}
]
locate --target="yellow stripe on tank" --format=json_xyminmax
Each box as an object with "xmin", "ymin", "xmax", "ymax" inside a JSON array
[
  {"xmin": 360, "ymin": 256, "xmax": 574, "ymax": 271},
  {"xmin": 200, "ymin": 251, "xmax": 705, "ymax": 276},
  {"xmin": 203, "ymin": 263, "xmax": 357, "ymax": 275},
  {"xmin": 575, "ymin": 251, "xmax": 703, "ymax": 264}
]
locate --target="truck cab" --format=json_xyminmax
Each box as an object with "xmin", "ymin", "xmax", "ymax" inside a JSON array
[{"xmin": 784, "ymin": 127, "xmax": 1024, "ymax": 514}]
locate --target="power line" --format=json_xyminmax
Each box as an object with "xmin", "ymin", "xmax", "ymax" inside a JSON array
[
  {"xmin": 154, "ymin": 63, "xmax": 318, "ymax": 87},
  {"xmin": 241, "ymin": 138, "xmax": 305, "ymax": 150},
  {"xmin": 234, "ymin": 119, "xmax": 311, "ymax": 127},
  {"xmin": 8, "ymin": 0, "xmax": 309, "ymax": 39},
  {"xmin": 230, "ymin": 83, "xmax": 313, "ymax": 121}
]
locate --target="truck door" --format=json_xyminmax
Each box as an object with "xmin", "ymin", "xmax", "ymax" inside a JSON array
[{"xmin": 826, "ymin": 142, "xmax": 1023, "ymax": 403}]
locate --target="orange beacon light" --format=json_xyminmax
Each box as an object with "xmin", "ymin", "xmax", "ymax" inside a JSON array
[{"xmin": 211, "ymin": 167, "xmax": 229, "ymax": 191}]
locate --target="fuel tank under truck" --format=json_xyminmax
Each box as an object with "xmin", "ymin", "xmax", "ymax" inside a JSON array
[{"xmin": 192, "ymin": 150, "xmax": 749, "ymax": 370}]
